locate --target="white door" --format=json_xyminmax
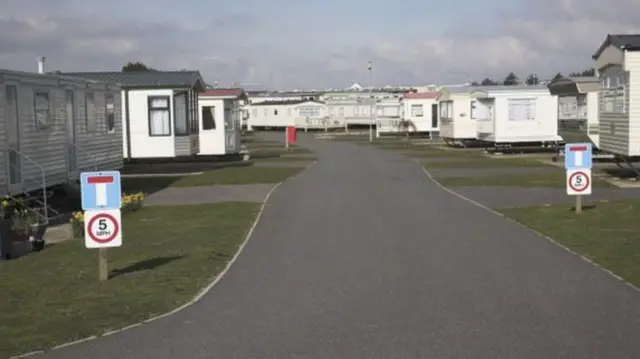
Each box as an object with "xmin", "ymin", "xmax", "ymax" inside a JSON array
[
  {"xmin": 224, "ymin": 104, "xmax": 236, "ymax": 152},
  {"xmin": 65, "ymin": 89, "xmax": 77, "ymax": 175},
  {"xmin": 4, "ymin": 84, "xmax": 22, "ymax": 193}
]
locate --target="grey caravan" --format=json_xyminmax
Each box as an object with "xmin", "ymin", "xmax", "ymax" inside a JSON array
[{"xmin": 0, "ymin": 69, "xmax": 122, "ymax": 213}]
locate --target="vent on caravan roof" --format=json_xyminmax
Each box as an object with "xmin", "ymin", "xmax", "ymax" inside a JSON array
[{"xmin": 37, "ymin": 56, "xmax": 45, "ymax": 74}]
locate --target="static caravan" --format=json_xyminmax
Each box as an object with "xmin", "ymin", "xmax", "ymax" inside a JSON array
[
  {"xmin": 471, "ymin": 85, "xmax": 561, "ymax": 147},
  {"xmin": 591, "ymin": 34, "xmax": 640, "ymax": 158},
  {"xmin": 324, "ymin": 91, "xmax": 401, "ymax": 128},
  {"xmin": 400, "ymin": 92, "xmax": 440, "ymax": 133},
  {"xmin": 246, "ymin": 91, "xmax": 322, "ymax": 105},
  {"xmin": 247, "ymin": 99, "xmax": 328, "ymax": 130},
  {"xmin": 64, "ymin": 71, "xmax": 206, "ymax": 159},
  {"xmin": 198, "ymin": 89, "xmax": 246, "ymax": 155},
  {"xmin": 438, "ymin": 86, "xmax": 477, "ymax": 146},
  {"xmin": 0, "ymin": 67, "xmax": 123, "ymax": 200},
  {"xmin": 547, "ymin": 76, "xmax": 600, "ymax": 147},
  {"xmin": 374, "ymin": 97, "xmax": 403, "ymax": 135},
  {"xmin": 294, "ymin": 100, "xmax": 331, "ymax": 130}
]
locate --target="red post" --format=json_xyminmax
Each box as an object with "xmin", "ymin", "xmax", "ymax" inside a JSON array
[{"xmin": 286, "ymin": 126, "xmax": 296, "ymax": 145}]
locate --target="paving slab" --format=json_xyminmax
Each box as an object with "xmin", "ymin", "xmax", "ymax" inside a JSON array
[
  {"xmin": 454, "ymin": 186, "xmax": 640, "ymax": 208},
  {"xmin": 144, "ymin": 184, "xmax": 275, "ymax": 206},
  {"xmin": 36, "ymin": 132, "xmax": 640, "ymax": 359}
]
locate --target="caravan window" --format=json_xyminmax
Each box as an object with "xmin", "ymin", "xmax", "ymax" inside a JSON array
[
  {"xmin": 148, "ymin": 96, "xmax": 171, "ymax": 136},
  {"xmin": 470, "ymin": 101, "xmax": 476, "ymax": 119},
  {"xmin": 105, "ymin": 95, "xmax": 116, "ymax": 133},
  {"xmin": 85, "ymin": 92, "xmax": 97, "ymax": 132},
  {"xmin": 410, "ymin": 104, "xmax": 423, "ymax": 117},
  {"xmin": 507, "ymin": 98, "xmax": 537, "ymax": 121},
  {"xmin": 34, "ymin": 91, "xmax": 50, "ymax": 129},
  {"xmin": 201, "ymin": 106, "xmax": 216, "ymax": 130}
]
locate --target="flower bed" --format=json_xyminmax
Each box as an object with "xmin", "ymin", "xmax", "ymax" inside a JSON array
[
  {"xmin": 0, "ymin": 196, "xmax": 48, "ymax": 258},
  {"xmin": 70, "ymin": 192, "xmax": 145, "ymax": 239}
]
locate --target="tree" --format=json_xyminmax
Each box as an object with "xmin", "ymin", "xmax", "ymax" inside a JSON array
[
  {"xmin": 569, "ymin": 68, "xmax": 596, "ymax": 77},
  {"xmin": 480, "ymin": 78, "xmax": 499, "ymax": 86},
  {"xmin": 121, "ymin": 61, "xmax": 156, "ymax": 72},
  {"xmin": 525, "ymin": 74, "xmax": 539, "ymax": 85},
  {"xmin": 503, "ymin": 72, "xmax": 518, "ymax": 85}
]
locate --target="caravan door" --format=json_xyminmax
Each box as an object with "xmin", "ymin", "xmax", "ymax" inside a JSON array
[
  {"xmin": 65, "ymin": 89, "xmax": 77, "ymax": 176},
  {"xmin": 4, "ymin": 84, "xmax": 22, "ymax": 193},
  {"xmin": 223, "ymin": 101, "xmax": 237, "ymax": 153}
]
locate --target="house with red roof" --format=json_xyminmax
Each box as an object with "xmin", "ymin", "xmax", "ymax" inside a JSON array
[
  {"xmin": 400, "ymin": 91, "xmax": 441, "ymax": 134},
  {"xmin": 198, "ymin": 88, "xmax": 247, "ymax": 155}
]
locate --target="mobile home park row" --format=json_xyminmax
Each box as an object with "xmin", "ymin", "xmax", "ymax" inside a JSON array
[{"xmin": 0, "ymin": 63, "xmax": 246, "ymax": 221}]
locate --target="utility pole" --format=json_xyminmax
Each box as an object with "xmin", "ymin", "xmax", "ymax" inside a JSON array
[{"xmin": 368, "ymin": 61, "xmax": 373, "ymax": 142}]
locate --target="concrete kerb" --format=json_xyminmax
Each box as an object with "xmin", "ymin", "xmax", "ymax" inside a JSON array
[
  {"xmin": 416, "ymin": 159, "xmax": 640, "ymax": 294},
  {"xmin": 10, "ymin": 161, "xmax": 319, "ymax": 359}
]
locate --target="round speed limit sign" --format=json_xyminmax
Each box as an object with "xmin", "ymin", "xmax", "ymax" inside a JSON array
[
  {"xmin": 566, "ymin": 169, "xmax": 592, "ymax": 195},
  {"xmin": 84, "ymin": 209, "xmax": 122, "ymax": 248}
]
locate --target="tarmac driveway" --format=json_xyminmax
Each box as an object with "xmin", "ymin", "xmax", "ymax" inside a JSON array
[{"xmin": 35, "ymin": 133, "xmax": 640, "ymax": 359}]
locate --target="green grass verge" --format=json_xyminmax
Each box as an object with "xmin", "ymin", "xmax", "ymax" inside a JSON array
[
  {"xmin": 0, "ymin": 202, "xmax": 261, "ymax": 357},
  {"xmin": 500, "ymin": 199, "xmax": 640, "ymax": 288},
  {"xmin": 436, "ymin": 171, "xmax": 616, "ymax": 188},
  {"xmin": 122, "ymin": 166, "xmax": 304, "ymax": 191},
  {"xmin": 421, "ymin": 157, "xmax": 553, "ymax": 168}
]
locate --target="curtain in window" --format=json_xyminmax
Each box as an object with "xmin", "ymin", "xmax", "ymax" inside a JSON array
[
  {"xmin": 508, "ymin": 99, "xmax": 535, "ymax": 121},
  {"xmin": 173, "ymin": 93, "xmax": 187, "ymax": 135},
  {"xmin": 202, "ymin": 106, "xmax": 215, "ymax": 130},
  {"xmin": 150, "ymin": 110, "xmax": 170, "ymax": 135}
]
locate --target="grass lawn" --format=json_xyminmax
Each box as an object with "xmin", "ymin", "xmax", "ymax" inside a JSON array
[
  {"xmin": 122, "ymin": 166, "xmax": 304, "ymax": 191},
  {"xmin": 500, "ymin": 199, "xmax": 640, "ymax": 287},
  {"xmin": 421, "ymin": 157, "xmax": 552, "ymax": 168},
  {"xmin": 0, "ymin": 202, "xmax": 261, "ymax": 357},
  {"xmin": 436, "ymin": 171, "xmax": 616, "ymax": 188}
]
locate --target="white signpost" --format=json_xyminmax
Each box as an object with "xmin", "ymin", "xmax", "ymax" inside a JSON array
[
  {"xmin": 564, "ymin": 143, "xmax": 593, "ymax": 213},
  {"xmin": 80, "ymin": 171, "xmax": 123, "ymax": 281}
]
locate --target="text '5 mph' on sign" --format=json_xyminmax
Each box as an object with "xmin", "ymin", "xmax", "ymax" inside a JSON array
[
  {"xmin": 80, "ymin": 171, "xmax": 122, "ymax": 211},
  {"xmin": 564, "ymin": 143, "xmax": 592, "ymax": 170}
]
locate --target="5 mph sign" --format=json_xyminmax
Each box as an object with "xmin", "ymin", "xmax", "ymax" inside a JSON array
[
  {"xmin": 84, "ymin": 209, "xmax": 122, "ymax": 248},
  {"xmin": 566, "ymin": 169, "xmax": 592, "ymax": 195}
]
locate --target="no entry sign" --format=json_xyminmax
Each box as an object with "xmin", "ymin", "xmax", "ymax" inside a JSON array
[
  {"xmin": 84, "ymin": 209, "xmax": 122, "ymax": 248},
  {"xmin": 566, "ymin": 169, "xmax": 592, "ymax": 195}
]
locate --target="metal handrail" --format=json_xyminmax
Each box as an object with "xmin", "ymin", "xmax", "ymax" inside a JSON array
[{"xmin": 7, "ymin": 148, "xmax": 53, "ymax": 223}]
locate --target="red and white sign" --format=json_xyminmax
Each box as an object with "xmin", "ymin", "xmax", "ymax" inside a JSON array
[
  {"xmin": 569, "ymin": 145, "xmax": 587, "ymax": 167},
  {"xmin": 566, "ymin": 169, "xmax": 592, "ymax": 195},
  {"xmin": 84, "ymin": 209, "xmax": 122, "ymax": 248},
  {"xmin": 87, "ymin": 175, "xmax": 114, "ymax": 207}
]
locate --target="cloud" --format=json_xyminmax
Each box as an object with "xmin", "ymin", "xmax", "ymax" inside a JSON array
[{"xmin": 0, "ymin": 0, "xmax": 639, "ymax": 88}]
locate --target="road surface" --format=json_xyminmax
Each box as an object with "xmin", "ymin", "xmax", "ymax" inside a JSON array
[{"xmin": 35, "ymin": 134, "xmax": 640, "ymax": 359}]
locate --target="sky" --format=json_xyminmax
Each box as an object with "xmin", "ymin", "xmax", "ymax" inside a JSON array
[{"xmin": 1, "ymin": 0, "xmax": 640, "ymax": 89}]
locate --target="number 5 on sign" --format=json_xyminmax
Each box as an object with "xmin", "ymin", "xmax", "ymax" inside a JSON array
[
  {"xmin": 566, "ymin": 169, "xmax": 592, "ymax": 195},
  {"xmin": 84, "ymin": 209, "xmax": 122, "ymax": 248}
]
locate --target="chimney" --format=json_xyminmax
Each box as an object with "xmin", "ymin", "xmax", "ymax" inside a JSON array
[{"xmin": 37, "ymin": 56, "xmax": 45, "ymax": 74}]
